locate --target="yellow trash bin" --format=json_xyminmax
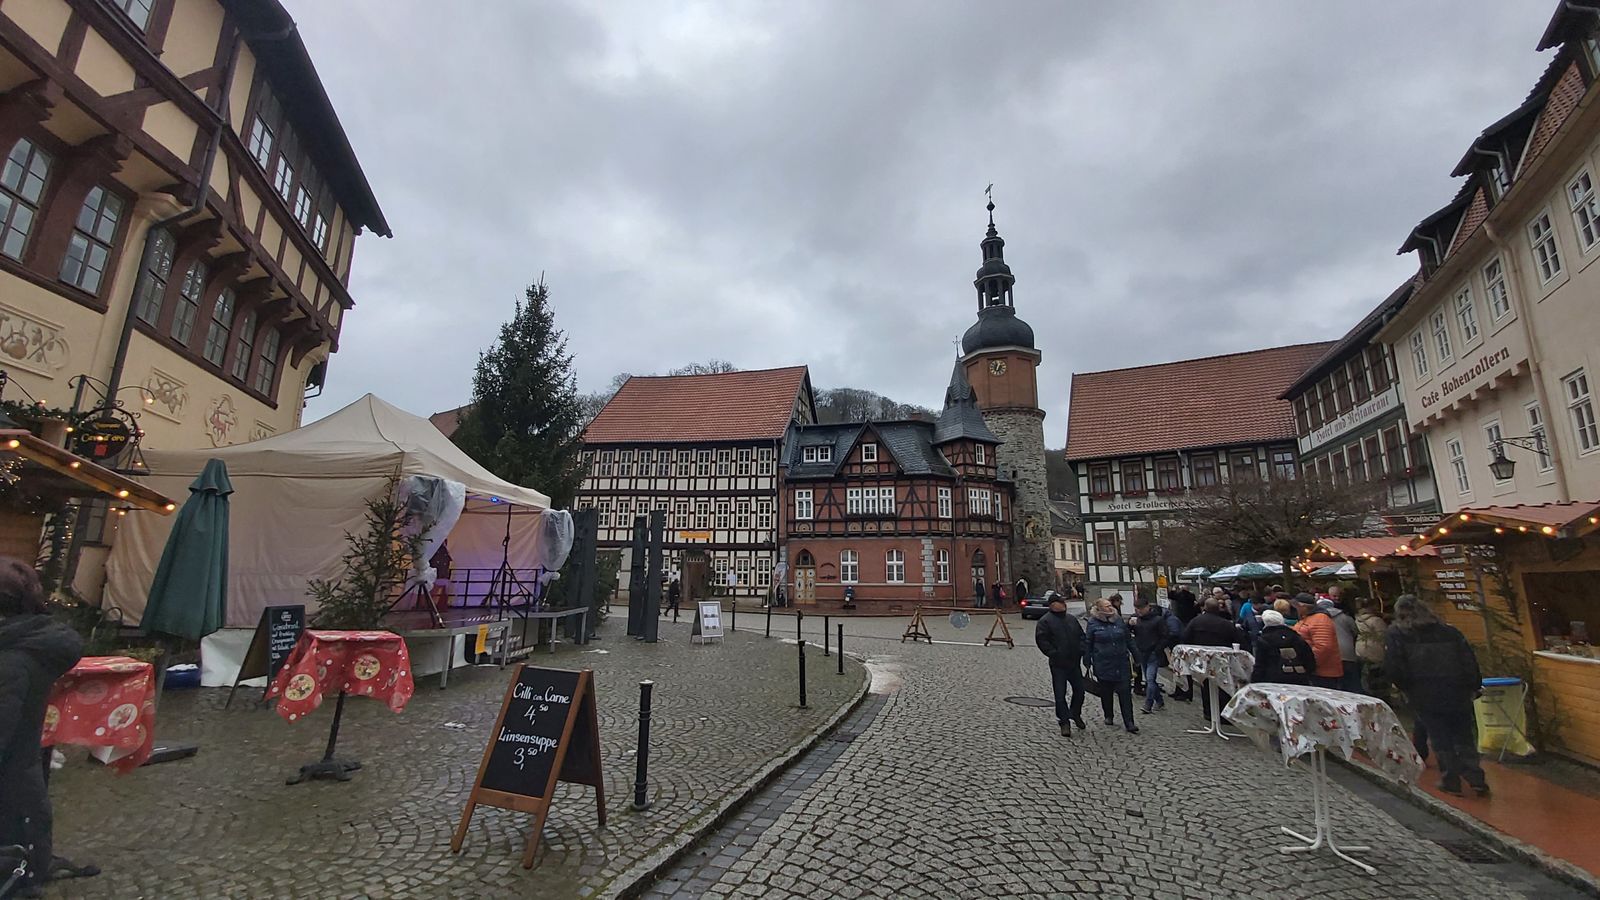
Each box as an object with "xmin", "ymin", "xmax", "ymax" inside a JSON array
[{"xmin": 1475, "ymin": 676, "xmax": 1535, "ymax": 758}]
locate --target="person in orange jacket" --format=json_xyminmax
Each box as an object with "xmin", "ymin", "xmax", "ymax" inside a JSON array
[{"xmin": 1292, "ymin": 593, "xmax": 1343, "ymax": 688}]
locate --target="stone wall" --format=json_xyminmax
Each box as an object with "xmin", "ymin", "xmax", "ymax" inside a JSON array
[{"xmin": 984, "ymin": 408, "xmax": 1053, "ymax": 594}]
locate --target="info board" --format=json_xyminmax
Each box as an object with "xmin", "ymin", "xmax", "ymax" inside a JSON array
[
  {"xmin": 451, "ymin": 665, "xmax": 605, "ymax": 867},
  {"xmin": 227, "ymin": 604, "xmax": 305, "ymax": 708},
  {"xmin": 691, "ymin": 600, "xmax": 724, "ymax": 644}
]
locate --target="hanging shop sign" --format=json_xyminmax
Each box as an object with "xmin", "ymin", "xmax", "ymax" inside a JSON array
[{"xmin": 69, "ymin": 406, "xmax": 137, "ymax": 465}]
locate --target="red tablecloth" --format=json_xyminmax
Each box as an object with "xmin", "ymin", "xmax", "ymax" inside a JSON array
[
  {"xmin": 265, "ymin": 630, "xmax": 414, "ymax": 722},
  {"xmin": 43, "ymin": 656, "xmax": 157, "ymax": 774}
]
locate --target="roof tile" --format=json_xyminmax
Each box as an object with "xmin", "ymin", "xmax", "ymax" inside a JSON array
[{"xmin": 584, "ymin": 366, "xmax": 809, "ymax": 444}]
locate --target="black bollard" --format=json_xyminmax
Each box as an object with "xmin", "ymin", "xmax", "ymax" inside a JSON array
[
  {"xmin": 632, "ymin": 680, "xmax": 654, "ymax": 811},
  {"xmin": 824, "ymin": 615, "xmax": 830, "ymax": 657},
  {"xmin": 796, "ymin": 609, "xmax": 804, "ymax": 643},
  {"xmin": 798, "ymin": 636, "xmax": 808, "ymax": 708},
  {"xmin": 765, "ymin": 601, "xmax": 772, "ymax": 639},
  {"xmin": 730, "ymin": 598, "xmax": 737, "ymax": 632},
  {"xmin": 837, "ymin": 623, "xmax": 844, "ymax": 675}
]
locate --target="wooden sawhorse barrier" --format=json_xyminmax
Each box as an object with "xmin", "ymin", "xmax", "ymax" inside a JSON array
[{"xmin": 900, "ymin": 606, "xmax": 1014, "ymax": 648}]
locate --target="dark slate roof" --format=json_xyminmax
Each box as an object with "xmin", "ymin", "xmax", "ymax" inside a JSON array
[
  {"xmin": 1048, "ymin": 499, "xmax": 1082, "ymax": 534},
  {"xmin": 784, "ymin": 421, "xmax": 955, "ymax": 479},
  {"xmin": 933, "ymin": 361, "xmax": 1001, "ymax": 445},
  {"xmin": 961, "ymin": 305, "xmax": 1035, "ymax": 354},
  {"xmin": 1279, "ymin": 277, "xmax": 1418, "ymax": 399},
  {"xmin": 877, "ymin": 422, "xmax": 956, "ymax": 476}
]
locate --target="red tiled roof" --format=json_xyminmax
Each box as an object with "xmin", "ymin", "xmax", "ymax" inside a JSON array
[
  {"xmin": 583, "ymin": 366, "xmax": 810, "ymax": 444},
  {"xmin": 429, "ymin": 404, "xmax": 470, "ymax": 439},
  {"xmin": 1064, "ymin": 342, "xmax": 1334, "ymax": 461}
]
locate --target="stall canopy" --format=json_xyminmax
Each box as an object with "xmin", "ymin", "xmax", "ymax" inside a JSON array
[
  {"xmin": 1312, "ymin": 537, "xmax": 1438, "ymax": 562},
  {"xmin": 1408, "ymin": 501, "xmax": 1600, "ymax": 547},
  {"xmin": 105, "ymin": 393, "xmax": 552, "ymax": 628}
]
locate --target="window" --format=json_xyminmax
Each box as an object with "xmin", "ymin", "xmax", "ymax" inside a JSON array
[
  {"xmin": 695, "ymin": 450, "xmax": 711, "ymax": 476},
  {"xmin": 968, "ymin": 488, "xmax": 992, "ymax": 516},
  {"xmin": 60, "ymin": 185, "xmax": 124, "ymax": 294},
  {"xmin": 756, "ymin": 557, "xmax": 773, "ymax": 589},
  {"xmin": 886, "ymin": 550, "xmax": 905, "ymax": 583},
  {"xmin": 252, "ymin": 327, "xmax": 280, "ymax": 395},
  {"xmin": 111, "ymin": 0, "xmax": 154, "ymax": 29},
  {"xmin": 937, "ymin": 487, "xmax": 952, "ymax": 519},
  {"xmin": 1332, "ymin": 366, "xmax": 1352, "ymax": 412},
  {"xmin": 1294, "ymin": 396, "xmax": 1312, "ymax": 433},
  {"xmin": 673, "ymin": 501, "xmax": 690, "ymax": 529},
  {"xmin": 846, "ymin": 487, "xmax": 863, "ymax": 515},
  {"xmin": 802, "ymin": 446, "xmax": 817, "ymax": 463},
  {"xmin": 716, "ymin": 449, "xmax": 730, "ymax": 476},
  {"xmin": 1564, "ymin": 369, "xmax": 1599, "ymax": 454},
  {"xmin": 1120, "ymin": 460, "xmax": 1146, "ymax": 495},
  {"xmin": 1228, "ymin": 451, "xmax": 1257, "ymax": 480},
  {"xmin": 1527, "ymin": 403, "xmax": 1553, "ymax": 473},
  {"xmin": 312, "ymin": 212, "xmax": 329, "ymax": 250},
  {"xmin": 203, "ymin": 288, "xmax": 234, "ymax": 366},
  {"xmin": 1529, "ymin": 211, "xmax": 1563, "ymax": 282},
  {"xmin": 596, "ymin": 450, "xmax": 614, "ymax": 477},
  {"xmin": 756, "ymin": 499, "xmax": 773, "ymax": 529},
  {"xmin": 735, "ymin": 557, "xmax": 751, "ymax": 587},
  {"xmin": 1453, "ymin": 288, "xmax": 1479, "ymax": 344},
  {"xmin": 0, "ymin": 139, "xmax": 51, "ymax": 260},
  {"xmin": 247, "ymin": 112, "xmax": 275, "ymax": 168},
  {"xmin": 1318, "ymin": 382, "xmax": 1336, "ymax": 422},
  {"xmin": 1272, "ymin": 449, "xmax": 1296, "ymax": 480},
  {"xmin": 1483, "ymin": 258, "xmax": 1511, "ymax": 321},
  {"xmin": 816, "ymin": 446, "xmax": 832, "ymax": 463},
  {"xmin": 1361, "ymin": 434, "xmax": 1384, "ymax": 478},
  {"xmin": 1384, "ymin": 425, "xmax": 1407, "ymax": 475},
  {"xmin": 757, "ymin": 447, "xmax": 775, "ymax": 476},
  {"xmin": 1350, "ymin": 358, "xmax": 1371, "ymax": 403},
  {"xmin": 861, "ymin": 443, "xmax": 877, "ymax": 462},
  {"xmin": 1346, "ymin": 443, "xmax": 1366, "ymax": 482},
  {"xmin": 617, "ymin": 450, "xmax": 634, "ymax": 477},
  {"xmin": 975, "ymin": 444, "xmax": 985, "ymax": 466},
  {"xmin": 1430, "ymin": 310, "xmax": 1452, "ymax": 364},
  {"xmin": 1484, "ymin": 421, "xmax": 1510, "ymax": 484},
  {"xmin": 935, "ymin": 549, "xmax": 950, "ymax": 583},
  {"xmin": 655, "ymin": 450, "xmax": 672, "ymax": 477},
  {"xmin": 168, "ymin": 260, "xmax": 207, "ymax": 344},
  {"xmin": 1192, "ymin": 454, "xmax": 1218, "ymax": 488},
  {"xmin": 695, "ymin": 501, "xmax": 711, "ymax": 528},
  {"xmin": 596, "ymin": 501, "xmax": 612, "ymax": 529},
  {"xmin": 793, "ymin": 489, "xmax": 813, "ymax": 521},
  {"xmin": 713, "ymin": 556, "xmax": 729, "ymax": 580},
  {"xmin": 1570, "ymin": 170, "xmax": 1600, "ymax": 251},
  {"xmin": 79, "ymin": 498, "xmax": 111, "ymax": 546},
  {"xmin": 861, "ymin": 488, "xmax": 879, "ymax": 516},
  {"xmin": 735, "ymin": 448, "xmax": 752, "ymax": 476},
  {"xmin": 879, "ymin": 487, "xmax": 895, "ymax": 517},
  {"xmin": 292, "ymin": 187, "xmax": 312, "ymax": 227},
  {"xmin": 994, "ymin": 493, "xmax": 1003, "ymax": 521},
  {"xmin": 274, "ymin": 156, "xmax": 295, "ymax": 202},
  {"xmin": 1446, "ymin": 437, "xmax": 1471, "ymax": 495},
  {"xmin": 1094, "ymin": 531, "xmax": 1119, "ymax": 564},
  {"xmin": 1315, "ymin": 456, "xmax": 1333, "ymax": 482},
  {"xmin": 735, "ymin": 500, "xmax": 751, "ymax": 528},
  {"xmin": 1089, "ymin": 464, "xmax": 1112, "ymax": 496},
  {"xmin": 1368, "ymin": 344, "xmax": 1392, "ymax": 391},
  {"xmin": 1410, "ymin": 331, "xmax": 1429, "ymax": 379},
  {"xmin": 676, "ymin": 450, "xmax": 692, "ymax": 477},
  {"xmin": 1331, "ymin": 447, "xmax": 1348, "ymax": 485},
  {"xmin": 1154, "ymin": 457, "xmax": 1181, "ymax": 492},
  {"xmin": 840, "ymin": 550, "xmax": 859, "ymax": 584},
  {"xmin": 715, "ymin": 501, "xmax": 731, "ymax": 529}
]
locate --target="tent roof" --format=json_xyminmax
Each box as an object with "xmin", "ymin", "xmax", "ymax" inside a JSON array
[{"xmin": 140, "ymin": 393, "xmax": 550, "ymax": 510}]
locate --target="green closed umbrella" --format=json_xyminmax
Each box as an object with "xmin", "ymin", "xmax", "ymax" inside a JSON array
[{"xmin": 143, "ymin": 458, "xmax": 232, "ymax": 640}]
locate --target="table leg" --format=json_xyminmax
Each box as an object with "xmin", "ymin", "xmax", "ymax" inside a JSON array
[
  {"xmin": 1278, "ymin": 749, "xmax": 1373, "ymax": 874},
  {"xmin": 286, "ymin": 690, "xmax": 363, "ymax": 785}
]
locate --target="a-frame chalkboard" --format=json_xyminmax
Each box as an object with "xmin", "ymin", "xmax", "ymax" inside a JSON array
[
  {"xmin": 226, "ymin": 605, "xmax": 305, "ymax": 708},
  {"xmin": 451, "ymin": 665, "xmax": 605, "ymax": 867}
]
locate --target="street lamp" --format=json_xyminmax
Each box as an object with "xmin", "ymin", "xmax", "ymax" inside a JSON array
[{"xmin": 1487, "ymin": 435, "xmax": 1546, "ymax": 481}]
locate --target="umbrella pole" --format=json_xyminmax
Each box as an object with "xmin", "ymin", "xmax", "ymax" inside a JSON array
[{"xmin": 141, "ymin": 651, "xmax": 199, "ymax": 766}]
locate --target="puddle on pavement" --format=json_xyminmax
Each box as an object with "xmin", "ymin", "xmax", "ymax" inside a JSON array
[{"xmin": 864, "ymin": 655, "xmax": 903, "ymax": 694}]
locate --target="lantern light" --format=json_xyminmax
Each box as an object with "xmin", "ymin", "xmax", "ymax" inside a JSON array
[
  {"xmin": 117, "ymin": 489, "xmax": 129, "ymax": 498},
  {"xmin": 164, "ymin": 503, "xmax": 176, "ymax": 512},
  {"xmin": 5, "ymin": 440, "xmax": 17, "ymax": 449},
  {"xmin": 1439, "ymin": 527, "xmax": 1449, "ymax": 535}
]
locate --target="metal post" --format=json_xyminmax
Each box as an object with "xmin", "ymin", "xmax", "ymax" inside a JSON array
[
  {"xmin": 837, "ymin": 623, "xmax": 844, "ymax": 675},
  {"xmin": 824, "ymin": 615, "xmax": 830, "ymax": 656},
  {"xmin": 798, "ymin": 636, "xmax": 808, "ymax": 709},
  {"xmin": 765, "ymin": 601, "xmax": 772, "ymax": 638},
  {"xmin": 730, "ymin": 598, "xmax": 737, "ymax": 632},
  {"xmin": 632, "ymin": 680, "xmax": 654, "ymax": 811},
  {"xmin": 796, "ymin": 608, "xmax": 804, "ymax": 643}
]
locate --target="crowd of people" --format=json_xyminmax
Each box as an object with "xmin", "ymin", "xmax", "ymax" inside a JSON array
[{"xmin": 1032, "ymin": 580, "xmax": 1490, "ymax": 797}]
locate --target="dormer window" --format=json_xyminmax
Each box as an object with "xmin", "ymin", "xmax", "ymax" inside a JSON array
[
  {"xmin": 802, "ymin": 446, "xmax": 816, "ymax": 463},
  {"xmin": 818, "ymin": 446, "xmax": 831, "ymax": 463},
  {"xmin": 1490, "ymin": 160, "xmax": 1512, "ymax": 199},
  {"xmin": 802, "ymin": 445, "xmax": 832, "ymax": 463},
  {"xmin": 861, "ymin": 443, "xmax": 878, "ymax": 462}
]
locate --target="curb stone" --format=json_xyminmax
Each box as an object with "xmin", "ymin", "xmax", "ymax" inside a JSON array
[
  {"xmin": 600, "ymin": 653, "xmax": 872, "ymax": 899},
  {"xmin": 1331, "ymin": 755, "xmax": 1600, "ymax": 898}
]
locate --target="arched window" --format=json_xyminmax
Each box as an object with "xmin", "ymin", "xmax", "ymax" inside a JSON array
[
  {"xmin": 230, "ymin": 309, "xmax": 255, "ymax": 381},
  {"xmin": 796, "ymin": 550, "xmax": 814, "ymax": 567},
  {"xmin": 0, "ymin": 138, "xmax": 52, "ymax": 260},
  {"xmin": 135, "ymin": 229, "xmax": 176, "ymax": 325},
  {"xmin": 171, "ymin": 259, "xmax": 207, "ymax": 343},
  {"xmin": 204, "ymin": 288, "xmax": 235, "ymax": 366}
]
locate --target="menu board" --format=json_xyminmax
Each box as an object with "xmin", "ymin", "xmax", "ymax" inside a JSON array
[
  {"xmin": 227, "ymin": 605, "xmax": 305, "ymax": 707},
  {"xmin": 1432, "ymin": 545, "xmax": 1497, "ymax": 610}
]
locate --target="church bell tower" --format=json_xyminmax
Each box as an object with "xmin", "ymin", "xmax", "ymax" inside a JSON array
[{"xmin": 960, "ymin": 199, "xmax": 1051, "ymax": 593}]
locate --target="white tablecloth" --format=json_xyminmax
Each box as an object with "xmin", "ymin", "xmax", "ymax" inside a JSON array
[
  {"xmin": 1170, "ymin": 645, "xmax": 1254, "ymax": 695},
  {"xmin": 1222, "ymin": 683, "xmax": 1423, "ymax": 784}
]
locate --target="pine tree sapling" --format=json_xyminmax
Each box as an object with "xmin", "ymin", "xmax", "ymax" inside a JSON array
[
  {"xmin": 309, "ymin": 475, "xmax": 424, "ymax": 630},
  {"xmin": 452, "ymin": 279, "xmax": 588, "ymax": 508}
]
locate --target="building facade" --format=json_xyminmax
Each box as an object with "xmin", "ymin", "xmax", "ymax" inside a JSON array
[
  {"xmin": 1048, "ymin": 498, "xmax": 1084, "ymax": 589},
  {"xmin": 780, "ymin": 363, "xmax": 1011, "ymax": 607},
  {"xmin": 1065, "ymin": 343, "xmax": 1332, "ymax": 597},
  {"xmin": 957, "ymin": 201, "xmax": 1052, "ymax": 592},
  {"xmin": 577, "ymin": 366, "xmax": 814, "ymax": 601},
  {"xmin": 1280, "ymin": 280, "xmax": 1441, "ymax": 521},
  {"xmin": 1379, "ymin": 10, "xmax": 1600, "ymax": 512}
]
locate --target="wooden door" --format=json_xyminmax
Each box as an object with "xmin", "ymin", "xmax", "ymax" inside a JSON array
[{"xmin": 795, "ymin": 567, "xmax": 816, "ymax": 604}]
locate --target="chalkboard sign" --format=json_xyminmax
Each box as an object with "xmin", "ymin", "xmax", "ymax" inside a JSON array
[
  {"xmin": 226, "ymin": 605, "xmax": 305, "ymax": 708},
  {"xmin": 452, "ymin": 666, "xmax": 605, "ymax": 868}
]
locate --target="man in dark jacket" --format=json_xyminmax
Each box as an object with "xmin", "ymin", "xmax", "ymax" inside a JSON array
[
  {"xmin": 1387, "ymin": 595, "xmax": 1487, "ymax": 796},
  {"xmin": 1167, "ymin": 585, "xmax": 1199, "ymax": 701},
  {"xmin": 1034, "ymin": 594, "xmax": 1087, "ymax": 736},
  {"xmin": 1130, "ymin": 597, "xmax": 1170, "ymax": 713},
  {"xmin": 1179, "ymin": 597, "xmax": 1247, "ymax": 723},
  {"xmin": 0, "ymin": 559, "xmax": 84, "ymax": 894},
  {"xmin": 1250, "ymin": 609, "xmax": 1316, "ymax": 685}
]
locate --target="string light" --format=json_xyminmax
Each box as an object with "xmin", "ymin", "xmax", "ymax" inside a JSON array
[
  {"xmin": 1541, "ymin": 525, "xmax": 1555, "ymax": 535},
  {"xmin": 1459, "ymin": 514, "xmax": 1471, "ymax": 521},
  {"xmin": 117, "ymin": 489, "xmax": 129, "ymax": 498},
  {"xmin": 1494, "ymin": 527, "xmax": 1504, "ymax": 534},
  {"xmin": 5, "ymin": 439, "xmax": 17, "ymax": 449},
  {"xmin": 1439, "ymin": 527, "xmax": 1449, "ymax": 535},
  {"xmin": 164, "ymin": 503, "xmax": 176, "ymax": 511}
]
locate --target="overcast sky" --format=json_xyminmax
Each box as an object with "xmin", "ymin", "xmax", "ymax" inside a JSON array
[{"xmin": 296, "ymin": 1, "xmax": 1557, "ymax": 445}]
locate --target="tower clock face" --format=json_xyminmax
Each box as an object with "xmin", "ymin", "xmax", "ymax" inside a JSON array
[{"xmin": 989, "ymin": 359, "xmax": 1007, "ymax": 376}]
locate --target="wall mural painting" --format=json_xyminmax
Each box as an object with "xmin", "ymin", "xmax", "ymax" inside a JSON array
[
  {"xmin": 143, "ymin": 369, "xmax": 190, "ymax": 422},
  {"xmin": 248, "ymin": 420, "xmax": 276, "ymax": 443},
  {"xmin": 206, "ymin": 395, "xmax": 240, "ymax": 447},
  {"xmin": 0, "ymin": 303, "xmax": 70, "ymax": 377}
]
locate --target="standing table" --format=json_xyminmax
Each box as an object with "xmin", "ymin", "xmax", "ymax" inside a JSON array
[
  {"xmin": 1170, "ymin": 645, "xmax": 1252, "ymax": 741},
  {"xmin": 1223, "ymin": 683, "xmax": 1424, "ymax": 875},
  {"xmin": 266, "ymin": 630, "xmax": 415, "ymax": 783},
  {"xmin": 44, "ymin": 656, "xmax": 158, "ymax": 773}
]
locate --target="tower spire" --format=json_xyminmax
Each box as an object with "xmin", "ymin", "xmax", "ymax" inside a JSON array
[{"xmin": 974, "ymin": 193, "xmax": 1013, "ymax": 311}]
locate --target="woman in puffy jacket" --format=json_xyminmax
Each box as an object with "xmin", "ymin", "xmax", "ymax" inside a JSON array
[{"xmin": 1083, "ymin": 597, "xmax": 1139, "ymax": 733}]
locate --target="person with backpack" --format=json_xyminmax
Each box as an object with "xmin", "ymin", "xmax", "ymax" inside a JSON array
[
  {"xmin": 1251, "ymin": 609, "xmax": 1316, "ymax": 685},
  {"xmin": 1387, "ymin": 596, "xmax": 1487, "ymax": 797},
  {"xmin": 1130, "ymin": 596, "xmax": 1170, "ymax": 713},
  {"xmin": 1235, "ymin": 585, "xmax": 1264, "ymax": 652},
  {"xmin": 1034, "ymin": 593, "xmax": 1087, "ymax": 737}
]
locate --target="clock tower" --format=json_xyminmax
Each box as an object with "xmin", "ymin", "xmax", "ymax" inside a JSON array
[{"xmin": 960, "ymin": 200, "xmax": 1051, "ymax": 593}]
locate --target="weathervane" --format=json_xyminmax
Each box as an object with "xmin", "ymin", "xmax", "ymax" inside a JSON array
[{"xmin": 985, "ymin": 183, "xmax": 995, "ymax": 224}]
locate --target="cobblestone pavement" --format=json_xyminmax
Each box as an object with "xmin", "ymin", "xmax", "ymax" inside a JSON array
[
  {"xmin": 650, "ymin": 614, "xmax": 1583, "ymax": 900},
  {"xmin": 44, "ymin": 615, "xmax": 865, "ymax": 899}
]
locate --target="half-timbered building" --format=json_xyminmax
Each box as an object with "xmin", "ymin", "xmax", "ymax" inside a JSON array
[
  {"xmin": 780, "ymin": 362, "xmax": 1012, "ymax": 607},
  {"xmin": 578, "ymin": 365, "xmax": 815, "ymax": 600},
  {"xmin": 1065, "ymin": 342, "xmax": 1332, "ymax": 598}
]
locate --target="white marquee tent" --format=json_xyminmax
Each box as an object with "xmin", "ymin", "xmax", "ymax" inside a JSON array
[{"xmin": 105, "ymin": 393, "xmax": 553, "ymax": 681}]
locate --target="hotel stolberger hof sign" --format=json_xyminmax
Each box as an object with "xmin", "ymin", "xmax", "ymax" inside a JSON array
[{"xmin": 1298, "ymin": 386, "xmax": 1400, "ymax": 454}]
